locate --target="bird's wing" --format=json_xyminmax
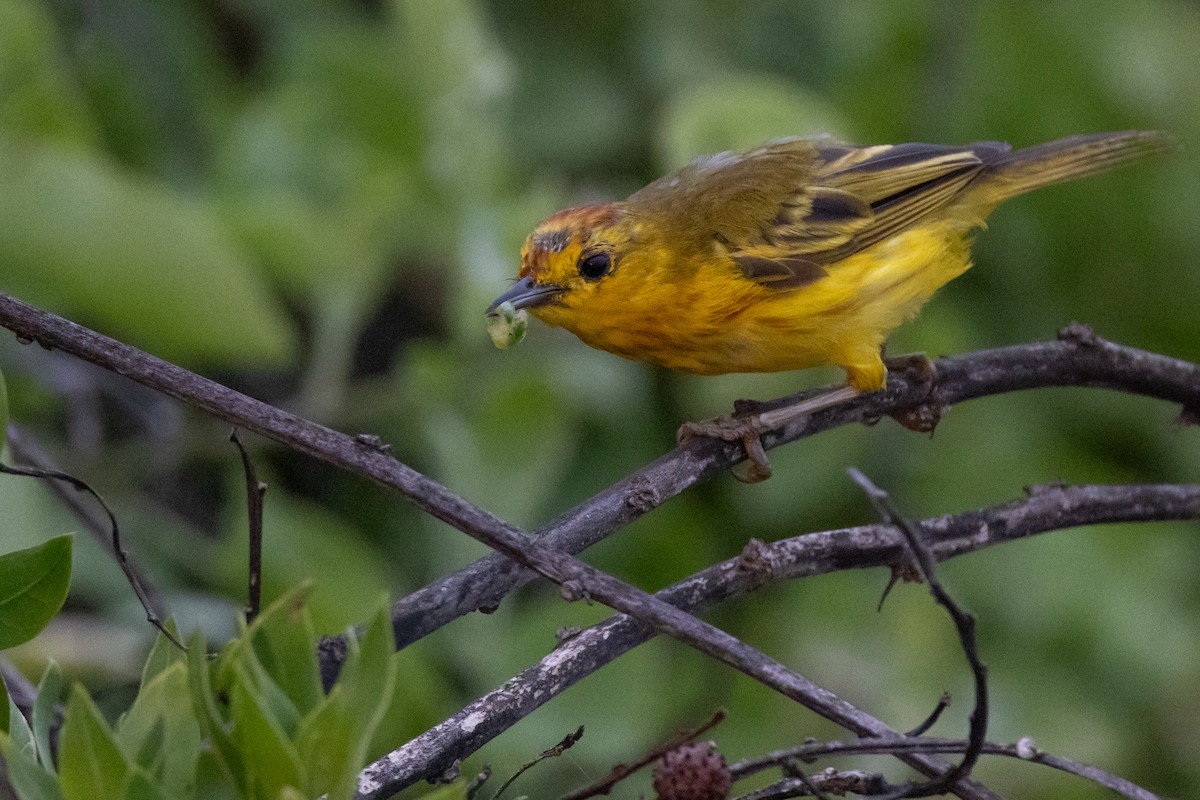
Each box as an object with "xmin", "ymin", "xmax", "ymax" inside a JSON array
[{"xmin": 731, "ymin": 141, "xmax": 1011, "ymax": 289}]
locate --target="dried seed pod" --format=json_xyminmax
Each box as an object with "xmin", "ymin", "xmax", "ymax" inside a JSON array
[{"xmin": 652, "ymin": 740, "xmax": 731, "ymax": 800}]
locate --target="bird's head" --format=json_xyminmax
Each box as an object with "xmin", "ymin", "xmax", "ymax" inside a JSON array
[{"xmin": 487, "ymin": 203, "xmax": 634, "ymax": 331}]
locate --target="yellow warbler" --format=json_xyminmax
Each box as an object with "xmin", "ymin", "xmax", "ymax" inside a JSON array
[{"xmin": 488, "ymin": 131, "xmax": 1169, "ymax": 476}]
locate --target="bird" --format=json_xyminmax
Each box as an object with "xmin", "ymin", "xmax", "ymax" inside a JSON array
[{"xmin": 488, "ymin": 131, "xmax": 1169, "ymax": 480}]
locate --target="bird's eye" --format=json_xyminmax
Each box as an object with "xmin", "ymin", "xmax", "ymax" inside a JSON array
[{"xmin": 577, "ymin": 250, "xmax": 612, "ymax": 281}]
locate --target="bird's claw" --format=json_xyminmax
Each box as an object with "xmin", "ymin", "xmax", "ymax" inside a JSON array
[
  {"xmin": 884, "ymin": 353, "xmax": 943, "ymax": 433},
  {"xmin": 677, "ymin": 415, "xmax": 773, "ymax": 483}
]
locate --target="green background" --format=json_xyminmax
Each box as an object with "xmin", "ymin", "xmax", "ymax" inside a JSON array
[{"xmin": 1, "ymin": 1, "xmax": 1198, "ymax": 797}]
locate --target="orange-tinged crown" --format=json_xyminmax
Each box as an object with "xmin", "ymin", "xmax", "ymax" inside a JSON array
[{"xmin": 519, "ymin": 204, "xmax": 623, "ymax": 283}]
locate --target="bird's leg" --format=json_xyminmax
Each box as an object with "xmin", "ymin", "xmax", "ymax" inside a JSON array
[{"xmin": 677, "ymin": 385, "xmax": 861, "ymax": 483}]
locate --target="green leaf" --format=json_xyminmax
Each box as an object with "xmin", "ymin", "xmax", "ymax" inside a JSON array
[
  {"xmin": 5, "ymin": 749, "xmax": 63, "ymax": 800},
  {"xmin": 229, "ymin": 667, "xmax": 305, "ymax": 799},
  {"xmin": 0, "ymin": 534, "xmax": 72, "ymax": 649},
  {"xmin": 243, "ymin": 583, "xmax": 322, "ymax": 716},
  {"xmin": 234, "ymin": 646, "xmax": 301, "ymax": 739},
  {"xmin": 7, "ymin": 692, "xmax": 34, "ymax": 753},
  {"xmin": 295, "ymin": 598, "xmax": 396, "ymax": 800},
  {"xmin": 116, "ymin": 662, "xmax": 201, "ymax": 798},
  {"xmin": 120, "ymin": 768, "xmax": 170, "ymax": 800},
  {"xmin": 186, "ymin": 632, "xmax": 247, "ymax": 797},
  {"xmin": 58, "ymin": 685, "xmax": 129, "ymax": 800},
  {"xmin": 2, "ymin": 696, "xmax": 62, "ymax": 800},
  {"xmin": 138, "ymin": 620, "xmax": 185, "ymax": 692},
  {"xmin": 0, "ymin": 0, "xmax": 97, "ymax": 146},
  {"xmin": 192, "ymin": 748, "xmax": 239, "ymax": 800},
  {"xmin": 293, "ymin": 683, "xmax": 354, "ymax": 799},
  {"xmin": 32, "ymin": 661, "xmax": 62, "ymax": 771},
  {"xmin": 333, "ymin": 598, "xmax": 396, "ymax": 735}
]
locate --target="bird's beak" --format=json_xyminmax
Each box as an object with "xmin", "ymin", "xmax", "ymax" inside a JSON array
[{"xmin": 486, "ymin": 276, "xmax": 563, "ymax": 314}]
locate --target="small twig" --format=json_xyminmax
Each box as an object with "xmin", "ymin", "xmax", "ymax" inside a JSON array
[
  {"xmin": 781, "ymin": 765, "xmax": 834, "ymax": 800},
  {"xmin": 490, "ymin": 726, "xmax": 584, "ymax": 800},
  {"xmin": 848, "ymin": 469, "xmax": 987, "ymax": 798},
  {"xmin": 352, "ymin": 510, "xmax": 997, "ymax": 800},
  {"xmin": 729, "ymin": 736, "xmax": 1162, "ymax": 800},
  {"xmin": 342, "ymin": 326, "xmax": 1200, "ymax": 672},
  {"xmin": 229, "ymin": 430, "xmax": 267, "ymax": 623},
  {"xmin": 0, "ymin": 459, "xmax": 185, "ymax": 651},
  {"xmin": 736, "ymin": 770, "xmax": 898, "ymax": 800},
  {"xmin": 465, "ymin": 765, "xmax": 493, "ymax": 799},
  {"xmin": 905, "ymin": 693, "xmax": 952, "ymax": 737},
  {"xmin": 558, "ymin": 711, "xmax": 724, "ymax": 800},
  {"xmin": 5, "ymin": 423, "xmax": 168, "ymax": 619}
]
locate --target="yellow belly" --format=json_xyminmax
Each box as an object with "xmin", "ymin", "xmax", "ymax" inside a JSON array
[
  {"xmin": 539, "ymin": 222, "xmax": 975, "ymax": 390},
  {"xmin": 723, "ymin": 223, "xmax": 975, "ymax": 388}
]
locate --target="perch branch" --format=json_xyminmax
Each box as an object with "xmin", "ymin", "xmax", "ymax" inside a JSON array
[
  {"xmin": 2, "ymin": 293, "xmax": 1196, "ymax": 668},
  {"xmin": 334, "ymin": 324, "xmax": 1200, "ymax": 667}
]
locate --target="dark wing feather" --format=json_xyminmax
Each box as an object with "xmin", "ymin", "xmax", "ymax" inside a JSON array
[
  {"xmin": 733, "ymin": 141, "xmax": 1010, "ymax": 289},
  {"xmin": 732, "ymin": 255, "xmax": 828, "ymax": 289}
]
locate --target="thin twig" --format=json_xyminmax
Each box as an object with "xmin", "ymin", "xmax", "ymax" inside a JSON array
[
  {"xmin": 848, "ymin": 469, "xmax": 988, "ymax": 798},
  {"xmin": 229, "ymin": 430, "xmax": 267, "ymax": 624},
  {"xmin": 0, "ymin": 459, "xmax": 185, "ymax": 651},
  {"xmin": 558, "ymin": 711, "xmax": 724, "ymax": 800},
  {"xmin": 728, "ymin": 736, "xmax": 1162, "ymax": 800},
  {"xmin": 488, "ymin": 726, "xmax": 585, "ymax": 800},
  {"xmin": 735, "ymin": 770, "xmax": 897, "ymax": 800},
  {"xmin": 0, "ymin": 294, "xmax": 1192, "ymax": 800},
  {"xmin": 5, "ymin": 423, "xmax": 168, "ymax": 619},
  {"xmin": 905, "ymin": 693, "xmax": 952, "ymax": 737}
]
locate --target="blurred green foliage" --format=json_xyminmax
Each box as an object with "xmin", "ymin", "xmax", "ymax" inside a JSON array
[
  {"xmin": 1, "ymin": 590, "xmax": 423, "ymax": 800},
  {"xmin": 0, "ymin": 0, "xmax": 1198, "ymax": 797}
]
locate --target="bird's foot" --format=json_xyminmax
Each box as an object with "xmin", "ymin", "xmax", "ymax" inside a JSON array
[
  {"xmin": 677, "ymin": 385, "xmax": 862, "ymax": 483},
  {"xmin": 677, "ymin": 415, "xmax": 773, "ymax": 483},
  {"xmin": 884, "ymin": 352, "xmax": 943, "ymax": 433}
]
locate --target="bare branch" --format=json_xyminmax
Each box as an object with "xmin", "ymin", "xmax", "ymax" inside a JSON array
[
  {"xmin": 355, "ymin": 482, "xmax": 1200, "ymax": 796},
  {"xmin": 343, "ymin": 324, "xmax": 1200, "ymax": 666},
  {"xmin": 848, "ymin": 469, "xmax": 987, "ymax": 798},
  {"xmin": 229, "ymin": 430, "xmax": 267, "ymax": 624},
  {"xmin": 735, "ymin": 770, "xmax": 898, "ymax": 800},
  {"xmin": 730, "ymin": 736, "xmax": 1163, "ymax": 800},
  {"xmin": 3, "ymin": 294, "xmax": 1194, "ymax": 800}
]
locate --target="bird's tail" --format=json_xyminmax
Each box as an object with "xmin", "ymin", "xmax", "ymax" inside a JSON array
[{"xmin": 977, "ymin": 130, "xmax": 1173, "ymax": 204}]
